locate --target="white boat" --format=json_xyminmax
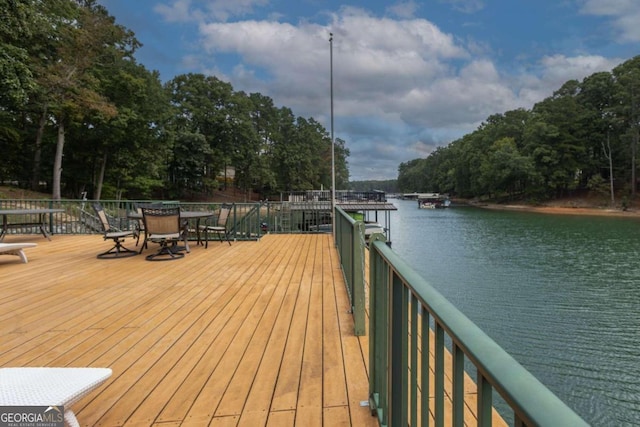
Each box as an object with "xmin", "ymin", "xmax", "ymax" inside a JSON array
[
  {"xmin": 417, "ymin": 193, "xmax": 450, "ymax": 209},
  {"xmin": 364, "ymin": 221, "xmax": 385, "ymax": 240}
]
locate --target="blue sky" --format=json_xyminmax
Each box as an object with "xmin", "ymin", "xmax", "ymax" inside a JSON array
[{"xmin": 97, "ymin": 0, "xmax": 639, "ymax": 181}]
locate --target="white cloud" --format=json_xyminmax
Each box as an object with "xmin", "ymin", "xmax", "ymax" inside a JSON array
[
  {"xmin": 189, "ymin": 6, "xmax": 626, "ymax": 180},
  {"xmin": 154, "ymin": 0, "xmax": 195, "ymax": 23},
  {"xmin": 539, "ymin": 54, "xmax": 620, "ymax": 84},
  {"xmin": 198, "ymin": 8, "xmax": 470, "ymax": 117},
  {"xmin": 579, "ymin": 0, "xmax": 640, "ymax": 42},
  {"xmin": 579, "ymin": 0, "xmax": 635, "ymax": 16},
  {"xmin": 155, "ymin": 0, "xmax": 269, "ymax": 23},
  {"xmin": 386, "ymin": 1, "xmax": 420, "ymax": 19},
  {"xmin": 439, "ymin": 0, "xmax": 485, "ymax": 14}
]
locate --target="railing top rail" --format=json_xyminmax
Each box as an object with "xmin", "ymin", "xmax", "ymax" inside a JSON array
[
  {"xmin": 370, "ymin": 239, "xmax": 588, "ymax": 427},
  {"xmin": 335, "ymin": 206, "xmax": 360, "ymax": 225}
]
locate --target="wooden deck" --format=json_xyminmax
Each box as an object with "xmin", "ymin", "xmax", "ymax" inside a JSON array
[
  {"xmin": 0, "ymin": 234, "xmax": 377, "ymax": 426},
  {"xmin": 0, "ymin": 233, "xmax": 508, "ymax": 427}
]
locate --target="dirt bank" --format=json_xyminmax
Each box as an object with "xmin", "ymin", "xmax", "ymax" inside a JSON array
[{"xmin": 470, "ymin": 202, "xmax": 640, "ymax": 218}]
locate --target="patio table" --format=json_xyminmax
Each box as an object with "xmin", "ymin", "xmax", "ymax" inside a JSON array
[
  {"xmin": 129, "ymin": 210, "xmax": 214, "ymax": 247},
  {"xmin": 0, "ymin": 208, "xmax": 64, "ymax": 241}
]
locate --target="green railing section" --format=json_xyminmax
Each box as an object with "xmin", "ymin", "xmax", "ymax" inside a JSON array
[
  {"xmin": 334, "ymin": 206, "xmax": 366, "ymax": 336},
  {"xmin": 367, "ymin": 235, "xmax": 589, "ymax": 427},
  {"xmin": 261, "ymin": 201, "xmax": 331, "ymax": 233},
  {"xmin": 0, "ymin": 199, "xmax": 263, "ymax": 241},
  {"xmin": 179, "ymin": 202, "xmax": 264, "ymax": 240}
]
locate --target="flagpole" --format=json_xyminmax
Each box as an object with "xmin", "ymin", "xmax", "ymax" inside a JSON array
[{"xmin": 330, "ymin": 32, "xmax": 336, "ymax": 241}]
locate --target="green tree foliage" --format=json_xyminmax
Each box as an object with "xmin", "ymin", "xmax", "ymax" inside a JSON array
[
  {"xmin": 397, "ymin": 56, "xmax": 640, "ymax": 204},
  {"xmin": 349, "ymin": 180, "xmax": 397, "ymax": 193},
  {"xmin": 0, "ymin": 1, "xmax": 348, "ymax": 200}
]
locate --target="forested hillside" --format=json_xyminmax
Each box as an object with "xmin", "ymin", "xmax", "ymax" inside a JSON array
[
  {"xmin": 397, "ymin": 56, "xmax": 640, "ymax": 206},
  {"xmin": 0, "ymin": 0, "xmax": 349, "ymax": 200}
]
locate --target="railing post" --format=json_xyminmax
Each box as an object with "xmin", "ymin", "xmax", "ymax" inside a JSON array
[
  {"xmin": 477, "ymin": 373, "xmax": 493, "ymax": 427},
  {"xmin": 435, "ymin": 321, "xmax": 445, "ymax": 427},
  {"xmin": 352, "ymin": 220, "xmax": 365, "ymax": 335},
  {"xmin": 453, "ymin": 342, "xmax": 465, "ymax": 427},
  {"xmin": 368, "ymin": 237, "xmax": 388, "ymax": 424},
  {"xmin": 389, "ymin": 273, "xmax": 409, "ymax": 426}
]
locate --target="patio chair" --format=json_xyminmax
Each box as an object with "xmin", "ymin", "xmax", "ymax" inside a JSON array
[
  {"xmin": 0, "ymin": 367, "xmax": 112, "ymax": 427},
  {"xmin": 140, "ymin": 206, "xmax": 188, "ymax": 261},
  {"xmin": 132, "ymin": 205, "xmax": 147, "ymax": 249},
  {"xmin": 200, "ymin": 204, "xmax": 232, "ymax": 248},
  {"xmin": 92, "ymin": 203, "xmax": 137, "ymax": 259}
]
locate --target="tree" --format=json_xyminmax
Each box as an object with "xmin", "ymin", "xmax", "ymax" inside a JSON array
[
  {"xmin": 33, "ymin": 1, "xmax": 134, "ymax": 199},
  {"xmin": 523, "ymin": 84, "xmax": 590, "ymax": 197},
  {"xmin": 227, "ymin": 91, "xmax": 261, "ymax": 199},
  {"xmin": 0, "ymin": 0, "xmax": 38, "ymax": 109},
  {"xmin": 164, "ymin": 73, "xmax": 234, "ymax": 197},
  {"xmin": 612, "ymin": 57, "xmax": 640, "ymax": 196},
  {"xmin": 578, "ymin": 71, "xmax": 620, "ymax": 205},
  {"xmin": 0, "ymin": 0, "xmax": 60, "ymax": 184},
  {"xmin": 478, "ymin": 137, "xmax": 538, "ymax": 198},
  {"xmin": 0, "ymin": 2, "xmax": 349, "ymax": 199}
]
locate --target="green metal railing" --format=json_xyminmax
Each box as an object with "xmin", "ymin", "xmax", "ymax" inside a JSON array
[
  {"xmin": 0, "ymin": 199, "xmax": 263, "ymax": 241},
  {"xmin": 334, "ymin": 206, "xmax": 366, "ymax": 336},
  {"xmin": 367, "ymin": 234, "xmax": 589, "ymax": 427}
]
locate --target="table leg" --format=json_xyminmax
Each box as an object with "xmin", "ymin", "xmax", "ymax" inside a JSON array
[
  {"xmin": 38, "ymin": 213, "xmax": 52, "ymax": 240},
  {"xmin": 0, "ymin": 215, "xmax": 6, "ymax": 242},
  {"xmin": 196, "ymin": 218, "xmax": 203, "ymax": 246}
]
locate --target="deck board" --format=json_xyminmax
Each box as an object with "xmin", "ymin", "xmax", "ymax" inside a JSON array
[{"xmin": 0, "ymin": 233, "xmax": 505, "ymax": 426}]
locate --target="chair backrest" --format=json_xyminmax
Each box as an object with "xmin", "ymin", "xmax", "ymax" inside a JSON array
[
  {"xmin": 217, "ymin": 204, "xmax": 232, "ymax": 227},
  {"xmin": 134, "ymin": 206, "xmax": 145, "ymax": 231},
  {"xmin": 92, "ymin": 203, "xmax": 112, "ymax": 233},
  {"xmin": 141, "ymin": 206, "xmax": 181, "ymax": 235}
]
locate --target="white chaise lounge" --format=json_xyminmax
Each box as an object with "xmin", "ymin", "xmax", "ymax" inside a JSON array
[
  {"xmin": 0, "ymin": 243, "xmax": 37, "ymax": 263},
  {"xmin": 0, "ymin": 367, "xmax": 112, "ymax": 427}
]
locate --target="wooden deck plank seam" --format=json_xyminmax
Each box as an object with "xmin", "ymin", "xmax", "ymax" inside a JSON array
[
  {"xmin": 236, "ymin": 236, "xmax": 315, "ymax": 426},
  {"xmin": 100, "ymin": 237, "xmax": 293, "ymax": 425},
  {"xmin": 80, "ymin": 241, "xmax": 282, "ymax": 424}
]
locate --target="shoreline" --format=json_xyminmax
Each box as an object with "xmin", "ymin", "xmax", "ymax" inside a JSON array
[{"xmin": 467, "ymin": 202, "xmax": 640, "ymax": 218}]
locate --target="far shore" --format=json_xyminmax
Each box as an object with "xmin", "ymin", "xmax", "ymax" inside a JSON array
[{"xmin": 464, "ymin": 201, "xmax": 640, "ymax": 218}]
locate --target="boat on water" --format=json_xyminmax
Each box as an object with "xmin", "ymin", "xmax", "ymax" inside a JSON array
[
  {"xmin": 417, "ymin": 193, "xmax": 450, "ymax": 209},
  {"xmin": 364, "ymin": 221, "xmax": 385, "ymax": 240}
]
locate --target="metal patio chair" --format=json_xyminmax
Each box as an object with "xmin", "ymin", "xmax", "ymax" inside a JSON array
[
  {"xmin": 92, "ymin": 202, "xmax": 137, "ymax": 259},
  {"xmin": 140, "ymin": 206, "xmax": 188, "ymax": 261},
  {"xmin": 199, "ymin": 204, "xmax": 232, "ymax": 248}
]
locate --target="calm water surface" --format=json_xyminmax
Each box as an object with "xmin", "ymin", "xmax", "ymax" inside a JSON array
[{"xmin": 387, "ymin": 199, "xmax": 640, "ymax": 426}]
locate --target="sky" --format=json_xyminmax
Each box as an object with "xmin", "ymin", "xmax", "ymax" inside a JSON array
[{"xmin": 96, "ymin": 0, "xmax": 639, "ymax": 182}]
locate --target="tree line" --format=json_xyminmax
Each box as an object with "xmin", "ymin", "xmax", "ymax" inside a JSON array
[
  {"xmin": 0, "ymin": 0, "xmax": 349, "ymax": 200},
  {"xmin": 397, "ymin": 56, "xmax": 640, "ymax": 206}
]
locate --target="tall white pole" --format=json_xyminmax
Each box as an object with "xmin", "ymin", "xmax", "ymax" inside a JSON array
[{"xmin": 330, "ymin": 33, "xmax": 336, "ymax": 240}]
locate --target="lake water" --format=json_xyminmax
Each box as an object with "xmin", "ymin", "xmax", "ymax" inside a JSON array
[{"xmin": 387, "ymin": 199, "xmax": 640, "ymax": 426}]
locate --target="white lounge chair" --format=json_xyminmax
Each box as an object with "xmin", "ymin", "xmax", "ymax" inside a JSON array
[
  {"xmin": 0, "ymin": 367, "xmax": 112, "ymax": 427},
  {"xmin": 0, "ymin": 242, "xmax": 37, "ymax": 263}
]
